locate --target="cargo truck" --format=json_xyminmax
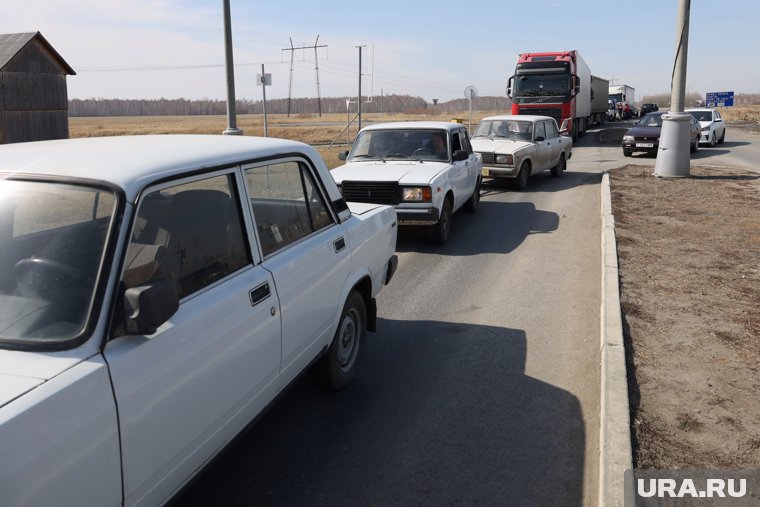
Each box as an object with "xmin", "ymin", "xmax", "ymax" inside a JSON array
[
  {"xmin": 609, "ymin": 84, "xmax": 635, "ymax": 119},
  {"xmin": 507, "ymin": 50, "xmax": 605, "ymax": 140}
]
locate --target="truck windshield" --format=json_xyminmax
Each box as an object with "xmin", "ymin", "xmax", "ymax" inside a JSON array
[
  {"xmin": 514, "ymin": 73, "xmax": 570, "ymax": 98},
  {"xmin": 348, "ymin": 129, "xmax": 450, "ymax": 161},
  {"xmin": 0, "ymin": 179, "xmax": 117, "ymax": 349},
  {"xmin": 610, "ymin": 93, "xmax": 624, "ymax": 103}
]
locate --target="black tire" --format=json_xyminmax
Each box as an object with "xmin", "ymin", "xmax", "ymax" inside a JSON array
[
  {"xmin": 314, "ymin": 291, "xmax": 366, "ymax": 391},
  {"xmin": 464, "ymin": 177, "xmax": 481, "ymax": 212},
  {"xmin": 512, "ymin": 161, "xmax": 530, "ymax": 190},
  {"xmin": 709, "ymin": 132, "xmax": 716, "ymax": 147},
  {"xmin": 718, "ymin": 128, "xmax": 726, "ymax": 144},
  {"xmin": 623, "ymin": 150, "xmax": 632, "ymax": 157},
  {"xmin": 429, "ymin": 196, "xmax": 452, "ymax": 244},
  {"xmin": 550, "ymin": 154, "xmax": 566, "ymax": 177},
  {"xmin": 690, "ymin": 136, "xmax": 698, "ymax": 153}
]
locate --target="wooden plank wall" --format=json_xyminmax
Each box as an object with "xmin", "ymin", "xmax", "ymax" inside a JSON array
[{"xmin": 0, "ymin": 38, "xmax": 71, "ymax": 144}]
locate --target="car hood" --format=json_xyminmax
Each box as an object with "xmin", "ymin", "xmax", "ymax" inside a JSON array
[
  {"xmin": 470, "ymin": 138, "xmax": 533, "ymax": 153},
  {"xmin": 347, "ymin": 201, "xmax": 385, "ymax": 215},
  {"xmin": 331, "ymin": 161, "xmax": 449, "ymax": 185},
  {"xmin": 0, "ymin": 349, "xmax": 86, "ymax": 408},
  {"xmin": 697, "ymin": 121, "xmax": 713, "ymax": 129},
  {"xmin": 625, "ymin": 126, "xmax": 662, "ymax": 138}
]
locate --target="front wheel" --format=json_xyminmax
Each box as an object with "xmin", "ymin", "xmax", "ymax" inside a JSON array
[
  {"xmin": 429, "ymin": 197, "xmax": 452, "ymax": 244},
  {"xmin": 623, "ymin": 150, "xmax": 632, "ymax": 157},
  {"xmin": 718, "ymin": 129, "xmax": 726, "ymax": 144},
  {"xmin": 512, "ymin": 161, "xmax": 530, "ymax": 190},
  {"xmin": 709, "ymin": 132, "xmax": 717, "ymax": 147},
  {"xmin": 550, "ymin": 154, "xmax": 566, "ymax": 177},
  {"xmin": 690, "ymin": 136, "xmax": 699, "ymax": 153},
  {"xmin": 314, "ymin": 291, "xmax": 366, "ymax": 391},
  {"xmin": 464, "ymin": 177, "xmax": 481, "ymax": 212}
]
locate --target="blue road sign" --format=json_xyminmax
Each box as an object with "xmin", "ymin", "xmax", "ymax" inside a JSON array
[{"xmin": 705, "ymin": 91, "xmax": 734, "ymax": 107}]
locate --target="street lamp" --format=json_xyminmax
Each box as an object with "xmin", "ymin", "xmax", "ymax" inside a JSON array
[
  {"xmin": 222, "ymin": 0, "xmax": 243, "ymax": 135},
  {"xmin": 654, "ymin": 0, "xmax": 691, "ymax": 177}
]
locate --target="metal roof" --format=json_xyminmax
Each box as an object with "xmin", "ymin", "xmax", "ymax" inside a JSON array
[{"xmin": 0, "ymin": 31, "xmax": 75, "ymax": 74}]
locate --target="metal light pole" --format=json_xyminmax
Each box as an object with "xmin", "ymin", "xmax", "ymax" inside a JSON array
[
  {"xmin": 357, "ymin": 45, "xmax": 364, "ymax": 132},
  {"xmin": 654, "ymin": 0, "xmax": 691, "ymax": 177},
  {"xmin": 222, "ymin": 0, "xmax": 242, "ymax": 135}
]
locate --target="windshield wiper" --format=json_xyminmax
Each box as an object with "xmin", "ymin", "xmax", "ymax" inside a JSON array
[{"xmin": 350, "ymin": 154, "xmax": 375, "ymax": 160}]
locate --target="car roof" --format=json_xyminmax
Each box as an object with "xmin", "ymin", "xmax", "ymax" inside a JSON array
[
  {"xmin": 0, "ymin": 135, "xmax": 316, "ymax": 202},
  {"xmin": 359, "ymin": 121, "xmax": 466, "ymax": 132},
  {"xmin": 479, "ymin": 115, "xmax": 556, "ymax": 123},
  {"xmin": 685, "ymin": 108, "xmax": 715, "ymax": 112}
]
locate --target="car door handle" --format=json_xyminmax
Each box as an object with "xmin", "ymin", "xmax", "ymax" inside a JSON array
[
  {"xmin": 249, "ymin": 282, "xmax": 271, "ymax": 307},
  {"xmin": 333, "ymin": 237, "xmax": 346, "ymax": 253}
]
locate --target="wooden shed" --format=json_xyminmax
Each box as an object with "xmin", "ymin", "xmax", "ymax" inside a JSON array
[{"xmin": 0, "ymin": 32, "xmax": 76, "ymax": 144}]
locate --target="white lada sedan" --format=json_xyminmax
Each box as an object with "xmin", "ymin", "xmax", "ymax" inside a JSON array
[
  {"xmin": 0, "ymin": 135, "xmax": 398, "ymax": 506},
  {"xmin": 470, "ymin": 115, "xmax": 572, "ymax": 190}
]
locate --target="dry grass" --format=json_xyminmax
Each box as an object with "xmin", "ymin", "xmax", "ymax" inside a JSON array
[{"xmin": 717, "ymin": 104, "xmax": 760, "ymax": 122}]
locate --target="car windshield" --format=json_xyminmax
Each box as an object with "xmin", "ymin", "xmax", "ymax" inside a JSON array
[
  {"xmin": 636, "ymin": 114, "xmax": 664, "ymax": 128},
  {"xmin": 0, "ymin": 179, "xmax": 117, "ymax": 348},
  {"xmin": 473, "ymin": 120, "xmax": 533, "ymax": 141},
  {"xmin": 688, "ymin": 111, "xmax": 713, "ymax": 122},
  {"xmin": 348, "ymin": 129, "xmax": 450, "ymax": 161}
]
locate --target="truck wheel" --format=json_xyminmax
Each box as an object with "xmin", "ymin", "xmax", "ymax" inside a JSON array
[
  {"xmin": 512, "ymin": 161, "xmax": 530, "ymax": 190},
  {"xmin": 464, "ymin": 177, "xmax": 481, "ymax": 212},
  {"xmin": 314, "ymin": 291, "xmax": 366, "ymax": 391},
  {"xmin": 550, "ymin": 154, "xmax": 566, "ymax": 177},
  {"xmin": 429, "ymin": 196, "xmax": 452, "ymax": 244}
]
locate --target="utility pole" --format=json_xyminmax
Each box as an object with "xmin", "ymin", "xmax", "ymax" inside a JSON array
[
  {"xmin": 357, "ymin": 45, "xmax": 365, "ymax": 131},
  {"xmin": 259, "ymin": 63, "xmax": 270, "ymax": 137},
  {"xmin": 221, "ymin": 0, "xmax": 242, "ymax": 135},
  {"xmin": 282, "ymin": 37, "xmax": 328, "ymax": 117},
  {"xmin": 655, "ymin": 0, "xmax": 691, "ymax": 177}
]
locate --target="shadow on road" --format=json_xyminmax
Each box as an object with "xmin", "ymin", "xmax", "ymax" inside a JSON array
[
  {"xmin": 176, "ymin": 319, "xmax": 586, "ymax": 506},
  {"xmin": 395, "ymin": 200, "xmax": 559, "ymax": 256}
]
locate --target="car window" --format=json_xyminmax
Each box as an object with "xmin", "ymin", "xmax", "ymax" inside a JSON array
[
  {"xmin": 545, "ymin": 121, "xmax": 558, "ymax": 139},
  {"xmin": 459, "ymin": 129, "xmax": 473, "ymax": 153},
  {"xmin": 123, "ymin": 173, "xmax": 250, "ymax": 300},
  {"xmin": 535, "ymin": 121, "xmax": 546, "ymax": 140},
  {"xmin": 715, "ymin": 111, "xmax": 722, "ymax": 121},
  {"xmin": 451, "ymin": 132, "xmax": 462, "ymax": 153},
  {"xmin": 245, "ymin": 161, "xmax": 334, "ymax": 258}
]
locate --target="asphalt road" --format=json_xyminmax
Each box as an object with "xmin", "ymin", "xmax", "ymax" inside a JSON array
[{"xmin": 175, "ymin": 123, "xmax": 757, "ymax": 506}]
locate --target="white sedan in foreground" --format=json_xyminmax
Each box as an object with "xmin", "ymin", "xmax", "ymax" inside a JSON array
[
  {"xmin": 470, "ymin": 115, "xmax": 572, "ymax": 189},
  {"xmin": 0, "ymin": 135, "xmax": 398, "ymax": 506}
]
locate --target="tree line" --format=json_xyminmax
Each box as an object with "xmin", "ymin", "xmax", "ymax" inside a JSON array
[{"xmin": 68, "ymin": 94, "xmax": 511, "ymax": 117}]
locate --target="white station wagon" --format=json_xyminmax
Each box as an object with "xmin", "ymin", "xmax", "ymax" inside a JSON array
[
  {"xmin": 470, "ymin": 115, "xmax": 572, "ymax": 189},
  {"xmin": 0, "ymin": 135, "xmax": 398, "ymax": 506}
]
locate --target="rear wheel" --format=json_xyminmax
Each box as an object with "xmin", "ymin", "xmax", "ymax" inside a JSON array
[
  {"xmin": 550, "ymin": 154, "xmax": 566, "ymax": 177},
  {"xmin": 429, "ymin": 196, "xmax": 452, "ymax": 244},
  {"xmin": 314, "ymin": 291, "xmax": 366, "ymax": 391}
]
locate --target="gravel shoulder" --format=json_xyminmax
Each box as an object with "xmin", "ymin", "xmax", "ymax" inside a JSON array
[{"xmin": 609, "ymin": 164, "xmax": 760, "ymax": 468}]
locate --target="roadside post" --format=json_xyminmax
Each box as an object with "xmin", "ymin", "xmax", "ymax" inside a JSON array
[
  {"xmin": 221, "ymin": 0, "xmax": 243, "ymax": 135},
  {"xmin": 257, "ymin": 65, "xmax": 271, "ymax": 137},
  {"xmin": 464, "ymin": 85, "xmax": 477, "ymax": 132},
  {"xmin": 654, "ymin": 0, "xmax": 691, "ymax": 177}
]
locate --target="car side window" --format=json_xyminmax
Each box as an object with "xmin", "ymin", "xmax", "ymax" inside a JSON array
[
  {"xmin": 459, "ymin": 129, "xmax": 473, "ymax": 153},
  {"xmin": 545, "ymin": 121, "xmax": 558, "ymax": 139},
  {"xmin": 451, "ymin": 132, "xmax": 462, "ymax": 153},
  {"xmin": 245, "ymin": 161, "xmax": 334, "ymax": 258},
  {"xmin": 715, "ymin": 111, "xmax": 722, "ymax": 121},
  {"xmin": 123, "ymin": 173, "xmax": 250, "ymax": 299},
  {"xmin": 535, "ymin": 121, "xmax": 546, "ymax": 140}
]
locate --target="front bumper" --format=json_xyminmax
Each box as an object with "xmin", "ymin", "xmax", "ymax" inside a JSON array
[
  {"xmin": 396, "ymin": 207, "xmax": 439, "ymax": 225},
  {"xmin": 699, "ymin": 131, "xmax": 712, "ymax": 144},
  {"xmin": 481, "ymin": 166, "xmax": 519, "ymax": 179}
]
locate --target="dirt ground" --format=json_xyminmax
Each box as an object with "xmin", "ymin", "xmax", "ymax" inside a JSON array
[{"xmin": 609, "ymin": 163, "xmax": 760, "ymax": 468}]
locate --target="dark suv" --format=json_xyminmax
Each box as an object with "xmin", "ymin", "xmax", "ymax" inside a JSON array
[{"xmin": 640, "ymin": 103, "xmax": 659, "ymax": 116}]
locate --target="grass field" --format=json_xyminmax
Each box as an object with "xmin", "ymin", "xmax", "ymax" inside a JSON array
[{"xmin": 69, "ymin": 105, "xmax": 760, "ymax": 169}]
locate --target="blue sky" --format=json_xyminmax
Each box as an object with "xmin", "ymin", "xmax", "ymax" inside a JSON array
[{"xmin": 2, "ymin": 0, "xmax": 758, "ymax": 103}]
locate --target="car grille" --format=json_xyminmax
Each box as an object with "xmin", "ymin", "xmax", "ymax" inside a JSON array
[
  {"xmin": 633, "ymin": 136, "xmax": 658, "ymax": 142},
  {"xmin": 517, "ymin": 108, "xmax": 562, "ymax": 121},
  {"xmin": 478, "ymin": 152, "xmax": 495, "ymax": 164},
  {"xmin": 341, "ymin": 181, "xmax": 400, "ymax": 205}
]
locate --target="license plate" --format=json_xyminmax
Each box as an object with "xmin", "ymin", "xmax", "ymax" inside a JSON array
[
  {"xmin": 482, "ymin": 168, "xmax": 490, "ymax": 176},
  {"xmin": 636, "ymin": 143, "xmax": 654, "ymax": 148}
]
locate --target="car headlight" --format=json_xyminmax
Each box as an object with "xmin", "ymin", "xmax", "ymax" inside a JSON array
[
  {"xmin": 702, "ymin": 126, "xmax": 710, "ymax": 132},
  {"xmin": 401, "ymin": 186, "xmax": 432, "ymax": 202},
  {"xmin": 495, "ymin": 154, "xmax": 514, "ymax": 165},
  {"xmin": 623, "ymin": 135, "xmax": 634, "ymax": 142}
]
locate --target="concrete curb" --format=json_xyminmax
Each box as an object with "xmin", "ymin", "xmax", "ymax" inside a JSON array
[{"xmin": 599, "ymin": 172, "xmax": 634, "ymax": 506}]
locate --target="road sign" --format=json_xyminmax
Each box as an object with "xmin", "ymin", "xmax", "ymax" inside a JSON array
[
  {"xmin": 464, "ymin": 85, "xmax": 478, "ymax": 100},
  {"xmin": 705, "ymin": 91, "xmax": 733, "ymax": 107},
  {"xmin": 257, "ymin": 73, "xmax": 272, "ymax": 86}
]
